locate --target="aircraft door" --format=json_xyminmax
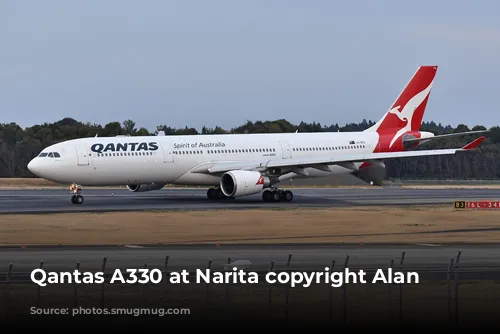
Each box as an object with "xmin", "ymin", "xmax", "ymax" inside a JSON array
[
  {"xmin": 279, "ymin": 140, "xmax": 292, "ymax": 159},
  {"xmin": 160, "ymin": 142, "xmax": 174, "ymax": 163},
  {"xmin": 75, "ymin": 145, "xmax": 90, "ymax": 166}
]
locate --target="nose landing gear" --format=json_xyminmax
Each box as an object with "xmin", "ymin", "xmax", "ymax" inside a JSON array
[{"xmin": 70, "ymin": 184, "xmax": 84, "ymax": 204}]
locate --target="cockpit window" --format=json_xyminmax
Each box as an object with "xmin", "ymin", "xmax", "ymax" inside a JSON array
[{"xmin": 38, "ymin": 152, "xmax": 61, "ymax": 158}]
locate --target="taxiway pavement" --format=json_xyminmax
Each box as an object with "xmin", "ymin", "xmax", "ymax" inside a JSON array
[
  {"xmin": 0, "ymin": 245, "xmax": 498, "ymax": 281},
  {"xmin": 1, "ymin": 187, "xmax": 500, "ymax": 214}
]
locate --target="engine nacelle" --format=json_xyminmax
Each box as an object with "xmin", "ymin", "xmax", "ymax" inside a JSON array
[
  {"xmin": 126, "ymin": 183, "xmax": 165, "ymax": 192},
  {"xmin": 220, "ymin": 170, "xmax": 271, "ymax": 197},
  {"xmin": 352, "ymin": 161, "xmax": 386, "ymax": 186},
  {"xmin": 381, "ymin": 130, "xmax": 434, "ymax": 151}
]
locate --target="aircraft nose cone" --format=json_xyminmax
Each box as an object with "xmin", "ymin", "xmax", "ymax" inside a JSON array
[{"xmin": 27, "ymin": 158, "xmax": 41, "ymax": 176}]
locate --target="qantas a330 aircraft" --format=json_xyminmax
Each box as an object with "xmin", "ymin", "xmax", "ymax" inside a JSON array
[{"xmin": 28, "ymin": 65, "xmax": 487, "ymax": 205}]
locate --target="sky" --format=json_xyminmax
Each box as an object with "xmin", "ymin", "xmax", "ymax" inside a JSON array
[{"xmin": 2, "ymin": 0, "xmax": 500, "ymax": 132}]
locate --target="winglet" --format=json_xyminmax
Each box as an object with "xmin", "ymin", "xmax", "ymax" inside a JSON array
[{"xmin": 461, "ymin": 136, "xmax": 486, "ymax": 150}]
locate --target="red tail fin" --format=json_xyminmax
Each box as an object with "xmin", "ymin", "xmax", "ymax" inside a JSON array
[{"xmin": 365, "ymin": 66, "xmax": 437, "ymax": 151}]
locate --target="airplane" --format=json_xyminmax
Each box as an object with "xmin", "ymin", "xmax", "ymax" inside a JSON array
[{"xmin": 27, "ymin": 65, "xmax": 487, "ymax": 205}]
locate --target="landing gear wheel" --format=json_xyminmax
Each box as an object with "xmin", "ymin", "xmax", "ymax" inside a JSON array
[
  {"xmin": 71, "ymin": 194, "xmax": 84, "ymax": 204},
  {"xmin": 215, "ymin": 188, "xmax": 226, "ymax": 200},
  {"xmin": 262, "ymin": 189, "xmax": 294, "ymax": 202},
  {"xmin": 283, "ymin": 190, "xmax": 293, "ymax": 202},
  {"xmin": 69, "ymin": 183, "xmax": 83, "ymax": 205},
  {"xmin": 262, "ymin": 190, "xmax": 272, "ymax": 202},
  {"xmin": 207, "ymin": 188, "xmax": 216, "ymax": 200},
  {"xmin": 207, "ymin": 187, "xmax": 227, "ymax": 200}
]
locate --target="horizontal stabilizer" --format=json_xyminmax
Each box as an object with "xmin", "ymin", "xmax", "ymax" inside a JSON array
[{"xmin": 404, "ymin": 130, "xmax": 489, "ymax": 145}]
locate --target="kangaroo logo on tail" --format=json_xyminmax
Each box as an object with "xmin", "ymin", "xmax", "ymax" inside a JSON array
[
  {"xmin": 364, "ymin": 65, "xmax": 437, "ymax": 152},
  {"xmin": 386, "ymin": 79, "xmax": 434, "ymax": 148}
]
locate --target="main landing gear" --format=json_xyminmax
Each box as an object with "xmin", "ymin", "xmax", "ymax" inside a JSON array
[
  {"xmin": 262, "ymin": 188, "xmax": 293, "ymax": 202},
  {"xmin": 206, "ymin": 186, "xmax": 294, "ymax": 202},
  {"xmin": 70, "ymin": 183, "xmax": 84, "ymax": 204},
  {"xmin": 206, "ymin": 187, "xmax": 232, "ymax": 200}
]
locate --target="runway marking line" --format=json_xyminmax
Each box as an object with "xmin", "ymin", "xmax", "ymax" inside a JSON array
[{"xmin": 415, "ymin": 243, "xmax": 442, "ymax": 247}]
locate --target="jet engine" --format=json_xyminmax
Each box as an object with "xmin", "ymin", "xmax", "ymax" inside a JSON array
[
  {"xmin": 351, "ymin": 162, "xmax": 386, "ymax": 186},
  {"xmin": 126, "ymin": 183, "xmax": 165, "ymax": 192},
  {"xmin": 220, "ymin": 170, "xmax": 271, "ymax": 197}
]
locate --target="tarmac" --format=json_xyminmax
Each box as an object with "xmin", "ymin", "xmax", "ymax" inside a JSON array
[
  {"xmin": 1, "ymin": 187, "xmax": 500, "ymax": 214},
  {"xmin": 1, "ymin": 188, "xmax": 499, "ymax": 281}
]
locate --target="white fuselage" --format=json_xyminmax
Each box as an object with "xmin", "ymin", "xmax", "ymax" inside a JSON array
[{"xmin": 27, "ymin": 131, "xmax": 380, "ymax": 186}]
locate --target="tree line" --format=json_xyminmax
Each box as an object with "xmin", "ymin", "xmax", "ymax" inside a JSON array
[{"xmin": 1, "ymin": 117, "xmax": 499, "ymax": 180}]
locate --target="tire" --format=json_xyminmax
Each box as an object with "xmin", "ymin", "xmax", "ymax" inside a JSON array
[
  {"xmin": 272, "ymin": 192, "xmax": 280, "ymax": 201},
  {"xmin": 262, "ymin": 190, "xmax": 271, "ymax": 201},
  {"xmin": 215, "ymin": 189, "xmax": 224, "ymax": 200}
]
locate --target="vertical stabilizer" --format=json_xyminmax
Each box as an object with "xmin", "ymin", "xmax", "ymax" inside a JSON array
[{"xmin": 364, "ymin": 65, "xmax": 437, "ymax": 151}]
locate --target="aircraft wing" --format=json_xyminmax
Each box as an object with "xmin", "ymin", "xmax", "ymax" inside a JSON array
[
  {"xmin": 404, "ymin": 130, "xmax": 489, "ymax": 145},
  {"xmin": 192, "ymin": 136, "xmax": 486, "ymax": 175}
]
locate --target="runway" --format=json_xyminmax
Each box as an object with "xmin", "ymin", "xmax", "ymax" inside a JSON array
[
  {"xmin": 0, "ymin": 245, "xmax": 499, "ymax": 281},
  {"xmin": 1, "ymin": 187, "xmax": 500, "ymax": 214}
]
